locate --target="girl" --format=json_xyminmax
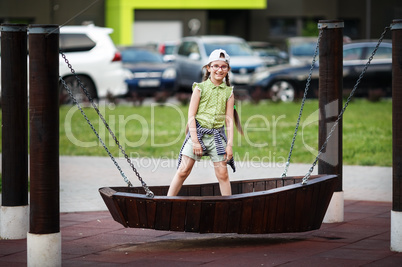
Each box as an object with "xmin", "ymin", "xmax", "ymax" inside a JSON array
[{"xmin": 167, "ymin": 49, "xmax": 243, "ymax": 196}]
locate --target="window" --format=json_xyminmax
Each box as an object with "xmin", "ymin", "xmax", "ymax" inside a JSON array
[
  {"xmin": 59, "ymin": 34, "xmax": 96, "ymax": 53},
  {"xmin": 177, "ymin": 41, "xmax": 199, "ymax": 56},
  {"xmin": 344, "ymin": 47, "xmax": 364, "ymax": 60}
]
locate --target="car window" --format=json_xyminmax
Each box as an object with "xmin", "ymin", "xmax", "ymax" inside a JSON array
[
  {"xmin": 60, "ymin": 33, "xmax": 96, "ymax": 53},
  {"xmin": 344, "ymin": 47, "xmax": 364, "ymax": 60},
  {"xmin": 121, "ymin": 49, "xmax": 163, "ymax": 63},
  {"xmin": 374, "ymin": 46, "xmax": 392, "ymax": 59},
  {"xmin": 178, "ymin": 41, "xmax": 199, "ymax": 56},
  {"xmin": 204, "ymin": 42, "xmax": 254, "ymax": 57},
  {"xmin": 290, "ymin": 42, "xmax": 317, "ymax": 57}
]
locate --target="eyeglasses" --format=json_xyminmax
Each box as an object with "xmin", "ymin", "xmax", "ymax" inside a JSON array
[{"xmin": 210, "ymin": 64, "xmax": 229, "ymax": 71}]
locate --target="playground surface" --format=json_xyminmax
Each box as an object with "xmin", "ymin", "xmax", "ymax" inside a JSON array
[{"xmin": 0, "ymin": 156, "xmax": 401, "ymax": 266}]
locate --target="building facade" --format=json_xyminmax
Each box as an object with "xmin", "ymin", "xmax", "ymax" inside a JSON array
[{"xmin": 1, "ymin": 0, "xmax": 401, "ymax": 47}]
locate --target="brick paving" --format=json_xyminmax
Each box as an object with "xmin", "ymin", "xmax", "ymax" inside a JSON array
[{"xmin": 1, "ymin": 200, "xmax": 401, "ymax": 266}]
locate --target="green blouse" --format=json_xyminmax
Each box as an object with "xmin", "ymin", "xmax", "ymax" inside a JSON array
[{"xmin": 193, "ymin": 79, "xmax": 233, "ymax": 129}]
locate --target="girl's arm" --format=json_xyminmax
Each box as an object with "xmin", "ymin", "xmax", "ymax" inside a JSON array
[
  {"xmin": 188, "ymin": 87, "xmax": 203, "ymax": 155},
  {"xmin": 225, "ymin": 94, "xmax": 235, "ymax": 161}
]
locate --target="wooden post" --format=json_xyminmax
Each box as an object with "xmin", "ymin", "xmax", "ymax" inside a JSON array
[
  {"xmin": 317, "ymin": 20, "xmax": 344, "ymax": 223},
  {"xmin": 27, "ymin": 24, "xmax": 61, "ymax": 266},
  {"xmin": 391, "ymin": 19, "xmax": 402, "ymax": 252},
  {"xmin": 0, "ymin": 24, "xmax": 29, "ymax": 239}
]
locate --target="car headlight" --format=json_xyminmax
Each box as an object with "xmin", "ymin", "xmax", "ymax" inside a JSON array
[{"xmin": 162, "ymin": 67, "xmax": 176, "ymax": 79}]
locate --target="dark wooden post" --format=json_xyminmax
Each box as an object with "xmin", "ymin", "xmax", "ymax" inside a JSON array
[
  {"xmin": 27, "ymin": 24, "xmax": 61, "ymax": 266},
  {"xmin": 391, "ymin": 19, "xmax": 402, "ymax": 252},
  {"xmin": 0, "ymin": 24, "xmax": 29, "ymax": 239},
  {"xmin": 317, "ymin": 20, "xmax": 344, "ymax": 223}
]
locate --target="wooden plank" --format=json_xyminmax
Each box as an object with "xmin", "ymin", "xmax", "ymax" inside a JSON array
[
  {"xmin": 306, "ymin": 182, "xmax": 320, "ymax": 230},
  {"xmin": 154, "ymin": 201, "xmax": 172, "ymax": 230},
  {"xmin": 99, "ymin": 189, "xmax": 127, "ymax": 227},
  {"xmin": 238, "ymin": 198, "xmax": 253, "ymax": 234},
  {"xmin": 146, "ymin": 200, "xmax": 156, "ymax": 229},
  {"xmin": 136, "ymin": 199, "xmax": 148, "ymax": 228},
  {"xmin": 226, "ymin": 200, "xmax": 242, "ymax": 233},
  {"xmin": 188, "ymin": 186, "xmax": 201, "ymax": 196},
  {"xmin": 125, "ymin": 198, "xmax": 140, "ymax": 228},
  {"xmin": 298, "ymin": 184, "xmax": 315, "ymax": 231},
  {"xmin": 254, "ymin": 181, "xmax": 266, "ymax": 192},
  {"xmin": 249, "ymin": 196, "xmax": 266, "ymax": 234},
  {"xmin": 199, "ymin": 202, "xmax": 216, "ymax": 233},
  {"xmin": 293, "ymin": 186, "xmax": 307, "ymax": 232},
  {"xmin": 185, "ymin": 201, "xmax": 201, "ymax": 232},
  {"xmin": 231, "ymin": 183, "xmax": 241, "ymax": 195},
  {"xmin": 177, "ymin": 186, "xmax": 188, "ymax": 196},
  {"xmin": 242, "ymin": 182, "xmax": 254, "ymax": 193},
  {"xmin": 283, "ymin": 188, "xmax": 297, "ymax": 232},
  {"xmin": 170, "ymin": 201, "xmax": 187, "ymax": 231},
  {"xmin": 201, "ymin": 184, "xmax": 214, "ymax": 196},
  {"xmin": 283, "ymin": 179, "xmax": 294, "ymax": 186},
  {"xmin": 265, "ymin": 193, "xmax": 278, "ymax": 233},
  {"xmin": 213, "ymin": 201, "xmax": 229, "ymax": 233},
  {"xmin": 266, "ymin": 179, "xmax": 278, "ymax": 190},
  {"xmin": 274, "ymin": 190, "xmax": 287, "ymax": 233},
  {"xmin": 213, "ymin": 184, "xmax": 221, "ymax": 195}
]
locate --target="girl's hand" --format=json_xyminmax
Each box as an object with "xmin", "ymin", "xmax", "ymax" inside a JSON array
[
  {"xmin": 193, "ymin": 142, "xmax": 203, "ymax": 156},
  {"xmin": 224, "ymin": 145, "xmax": 233, "ymax": 161}
]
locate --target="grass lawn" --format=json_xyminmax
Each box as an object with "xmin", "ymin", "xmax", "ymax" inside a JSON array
[
  {"xmin": 55, "ymin": 98, "xmax": 391, "ymax": 167},
  {"xmin": 0, "ymin": 98, "xmax": 392, "ymax": 167}
]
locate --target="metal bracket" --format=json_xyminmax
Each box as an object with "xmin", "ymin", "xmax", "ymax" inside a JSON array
[
  {"xmin": 391, "ymin": 20, "xmax": 402, "ymax": 30},
  {"xmin": 0, "ymin": 24, "xmax": 27, "ymax": 32},
  {"xmin": 318, "ymin": 21, "xmax": 344, "ymax": 29},
  {"xmin": 28, "ymin": 25, "xmax": 59, "ymax": 34}
]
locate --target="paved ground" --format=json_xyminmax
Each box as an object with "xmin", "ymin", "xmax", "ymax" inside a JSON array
[{"xmin": 1, "ymin": 156, "xmax": 401, "ymax": 266}]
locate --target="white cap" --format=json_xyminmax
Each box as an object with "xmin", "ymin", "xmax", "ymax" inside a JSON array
[{"xmin": 208, "ymin": 49, "xmax": 230, "ymax": 65}]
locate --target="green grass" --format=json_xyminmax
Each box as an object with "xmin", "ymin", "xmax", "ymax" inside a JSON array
[
  {"xmin": 0, "ymin": 99, "xmax": 393, "ymax": 167},
  {"xmin": 57, "ymin": 99, "xmax": 391, "ymax": 167}
]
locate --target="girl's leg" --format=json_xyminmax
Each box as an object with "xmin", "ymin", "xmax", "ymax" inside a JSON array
[
  {"xmin": 213, "ymin": 161, "xmax": 231, "ymax": 196},
  {"xmin": 167, "ymin": 155, "xmax": 196, "ymax": 196}
]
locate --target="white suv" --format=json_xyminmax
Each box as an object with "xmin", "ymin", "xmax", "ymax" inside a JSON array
[
  {"xmin": 0, "ymin": 25, "xmax": 128, "ymax": 103},
  {"xmin": 59, "ymin": 25, "xmax": 128, "ymax": 103}
]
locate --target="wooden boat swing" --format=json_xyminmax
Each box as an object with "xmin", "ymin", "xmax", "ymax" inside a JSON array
[
  {"xmin": 99, "ymin": 174, "xmax": 338, "ymax": 234},
  {"xmin": 61, "ymin": 33, "xmax": 340, "ymax": 234}
]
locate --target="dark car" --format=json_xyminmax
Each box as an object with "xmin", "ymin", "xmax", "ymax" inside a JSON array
[
  {"xmin": 248, "ymin": 41, "xmax": 289, "ymax": 67},
  {"xmin": 121, "ymin": 47, "xmax": 177, "ymax": 97},
  {"xmin": 249, "ymin": 40, "xmax": 392, "ymax": 102}
]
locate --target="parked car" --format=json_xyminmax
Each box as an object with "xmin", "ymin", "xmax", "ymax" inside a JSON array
[
  {"xmin": 249, "ymin": 40, "xmax": 392, "ymax": 102},
  {"xmin": 58, "ymin": 25, "xmax": 129, "ymax": 103},
  {"xmin": 286, "ymin": 37, "xmax": 319, "ymax": 66},
  {"xmin": 120, "ymin": 47, "xmax": 176, "ymax": 97},
  {"xmin": 248, "ymin": 41, "xmax": 289, "ymax": 67},
  {"xmin": 174, "ymin": 35, "xmax": 265, "ymax": 94}
]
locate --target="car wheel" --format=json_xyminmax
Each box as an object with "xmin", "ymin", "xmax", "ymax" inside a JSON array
[
  {"xmin": 269, "ymin": 80, "xmax": 295, "ymax": 102},
  {"xmin": 59, "ymin": 76, "xmax": 97, "ymax": 105}
]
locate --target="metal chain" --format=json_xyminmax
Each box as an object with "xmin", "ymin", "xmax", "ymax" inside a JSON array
[
  {"xmin": 60, "ymin": 51, "xmax": 154, "ymax": 198},
  {"xmin": 301, "ymin": 25, "xmax": 391, "ymax": 185},
  {"xmin": 281, "ymin": 29, "xmax": 324, "ymax": 178}
]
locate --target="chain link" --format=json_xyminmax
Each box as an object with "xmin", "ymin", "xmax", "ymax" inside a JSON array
[
  {"xmin": 59, "ymin": 51, "xmax": 154, "ymax": 198},
  {"xmin": 302, "ymin": 25, "xmax": 391, "ymax": 184},
  {"xmin": 281, "ymin": 29, "xmax": 323, "ymax": 178}
]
